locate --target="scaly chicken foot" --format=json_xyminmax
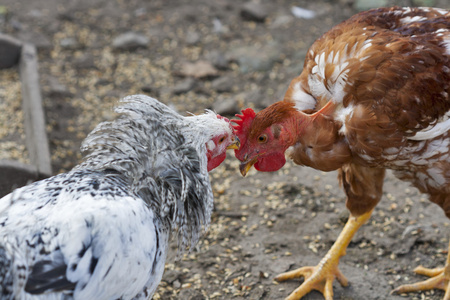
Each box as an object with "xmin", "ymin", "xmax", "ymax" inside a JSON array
[
  {"xmin": 275, "ymin": 210, "xmax": 373, "ymax": 300},
  {"xmin": 275, "ymin": 259, "xmax": 348, "ymax": 300},
  {"xmin": 392, "ymin": 241, "xmax": 450, "ymax": 299},
  {"xmin": 391, "ymin": 267, "xmax": 450, "ymax": 298}
]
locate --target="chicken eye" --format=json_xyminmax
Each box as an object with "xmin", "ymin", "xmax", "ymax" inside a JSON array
[
  {"xmin": 258, "ymin": 134, "xmax": 267, "ymax": 143},
  {"xmin": 219, "ymin": 136, "xmax": 225, "ymax": 144}
]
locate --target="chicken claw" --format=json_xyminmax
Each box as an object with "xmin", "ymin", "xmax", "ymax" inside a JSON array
[
  {"xmin": 275, "ymin": 260, "xmax": 348, "ymax": 300},
  {"xmin": 275, "ymin": 210, "xmax": 373, "ymax": 300},
  {"xmin": 392, "ymin": 246, "xmax": 450, "ymax": 300}
]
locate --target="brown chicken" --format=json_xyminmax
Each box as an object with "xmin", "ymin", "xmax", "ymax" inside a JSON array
[{"xmin": 233, "ymin": 6, "xmax": 450, "ymax": 300}]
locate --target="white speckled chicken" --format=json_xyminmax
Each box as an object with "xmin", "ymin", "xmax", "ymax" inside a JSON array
[
  {"xmin": 0, "ymin": 94, "xmax": 239, "ymax": 300},
  {"xmin": 233, "ymin": 7, "xmax": 450, "ymax": 300}
]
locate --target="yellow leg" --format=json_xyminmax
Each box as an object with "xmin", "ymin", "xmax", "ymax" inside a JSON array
[
  {"xmin": 392, "ymin": 240, "xmax": 450, "ymax": 299},
  {"xmin": 275, "ymin": 210, "xmax": 373, "ymax": 300}
]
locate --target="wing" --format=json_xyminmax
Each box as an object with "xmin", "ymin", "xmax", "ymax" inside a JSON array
[
  {"xmin": 285, "ymin": 7, "xmax": 450, "ymax": 157},
  {"xmin": 0, "ymin": 170, "xmax": 164, "ymax": 299},
  {"xmin": 24, "ymin": 250, "xmax": 75, "ymax": 295}
]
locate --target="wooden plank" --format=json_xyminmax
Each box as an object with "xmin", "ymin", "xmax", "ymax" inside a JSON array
[{"xmin": 19, "ymin": 43, "xmax": 52, "ymax": 176}]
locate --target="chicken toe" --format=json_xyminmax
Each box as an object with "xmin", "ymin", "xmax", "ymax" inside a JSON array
[
  {"xmin": 392, "ymin": 242, "xmax": 450, "ymax": 298},
  {"xmin": 275, "ymin": 210, "xmax": 372, "ymax": 300},
  {"xmin": 275, "ymin": 264, "xmax": 348, "ymax": 300}
]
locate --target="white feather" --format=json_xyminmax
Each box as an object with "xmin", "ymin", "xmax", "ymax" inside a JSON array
[
  {"xmin": 0, "ymin": 94, "xmax": 233, "ymax": 299},
  {"xmin": 408, "ymin": 112, "xmax": 450, "ymax": 141}
]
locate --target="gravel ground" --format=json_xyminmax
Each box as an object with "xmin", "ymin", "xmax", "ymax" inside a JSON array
[{"xmin": 1, "ymin": 1, "xmax": 450, "ymax": 299}]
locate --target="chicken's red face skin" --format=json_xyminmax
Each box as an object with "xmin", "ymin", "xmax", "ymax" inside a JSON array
[
  {"xmin": 255, "ymin": 153, "xmax": 286, "ymax": 172},
  {"xmin": 206, "ymin": 131, "xmax": 240, "ymax": 172},
  {"xmin": 234, "ymin": 126, "xmax": 287, "ymax": 173},
  {"xmin": 233, "ymin": 103, "xmax": 299, "ymax": 176},
  {"xmin": 206, "ymin": 134, "xmax": 228, "ymax": 171}
]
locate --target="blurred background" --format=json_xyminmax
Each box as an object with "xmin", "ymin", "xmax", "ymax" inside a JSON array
[{"xmin": 3, "ymin": 0, "xmax": 445, "ymax": 174}]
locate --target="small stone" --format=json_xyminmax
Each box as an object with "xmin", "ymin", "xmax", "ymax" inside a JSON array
[
  {"xmin": 206, "ymin": 50, "xmax": 228, "ymax": 70},
  {"xmin": 57, "ymin": 11, "xmax": 75, "ymax": 22},
  {"xmin": 9, "ymin": 17, "xmax": 23, "ymax": 31},
  {"xmin": 27, "ymin": 9, "xmax": 44, "ymax": 18},
  {"xmin": 60, "ymin": 37, "xmax": 80, "ymax": 49},
  {"xmin": 212, "ymin": 18, "xmax": 229, "ymax": 34},
  {"xmin": 47, "ymin": 76, "xmax": 72, "ymax": 97},
  {"xmin": 237, "ymin": 54, "xmax": 272, "ymax": 73},
  {"xmin": 212, "ymin": 97, "xmax": 239, "ymax": 116},
  {"xmin": 176, "ymin": 60, "xmax": 218, "ymax": 78},
  {"xmin": 291, "ymin": 6, "xmax": 316, "ymax": 19},
  {"xmin": 73, "ymin": 54, "xmax": 96, "ymax": 70},
  {"xmin": 211, "ymin": 76, "xmax": 233, "ymax": 93},
  {"xmin": 270, "ymin": 15, "xmax": 294, "ymax": 29},
  {"xmin": 95, "ymin": 78, "xmax": 112, "ymax": 86},
  {"xmin": 228, "ymin": 42, "xmax": 282, "ymax": 74},
  {"xmin": 185, "ymin": 31, "xmax": 201, "ymax": 45},
  {"xmin": 234, "ymin": 90, "xmax": 264, "ymax": 108},
  {"xmin": 240, "ymin": 2, "xmax": 268, "ymax": 22},
  {"xmin": 172, "ymin": 78, "xmax": 196, "ymax": 95},
  {"xmin": 178, "ymin": 288, "xmax": 205, "ymax": 300},
  {"xmin": 354, "ymin": 0, "xmax": 388, "ymax": 11},
  {"xmin": 141, "ymin": 86, "xmax": 157, "ymax": 95},
  {"xmin": 112, "ymin": 31, "xmax": 149, "ymax": 51},
  {"xmin": 134, "ymin": 7, "xmax": 147, "ymax": 18},
  {"xmin": 180, "ymin": 6, "xmax": 199, "ymax": 22},
  {"xmin": 163, "ymin": 270, "xmax": 181, "ymax": 284},
  {"xmin": 172, "ymin": 280, "xmax": 181, "ymax": 289}
]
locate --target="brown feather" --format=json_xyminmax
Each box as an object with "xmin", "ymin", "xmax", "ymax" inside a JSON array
[
  {"xmin": 248, "ymin": 101, "xmax": 296, "ymax": 140},
  {"xmin": 283, "ymin": 6, "xmax": 450, "ymax": 215}
]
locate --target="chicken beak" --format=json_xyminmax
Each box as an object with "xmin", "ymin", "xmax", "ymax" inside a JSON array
[
  {"xmin": 227, "ymin": 136, "xmax": 240, "ymax": 150},
  {"xmin": 239, "ymin": 156, "xmax": 258, "ymax": 177}
]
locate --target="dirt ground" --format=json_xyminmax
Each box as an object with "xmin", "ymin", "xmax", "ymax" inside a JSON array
[{"xmin": 1, "ymin": 0, "xmax": 450, "ymax": 299}]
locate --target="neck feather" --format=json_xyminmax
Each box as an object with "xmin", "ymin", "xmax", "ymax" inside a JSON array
[
  {"xmin": 251, "ymin": 101, "xmax": 314, "ymax": 147},
  {"xmin": 74, "ymin": 95, "xmax": 216, "ymax": 254},
  {"xmin": 249, "ymin": 101, "xmax": 298, "ymax": 139}
]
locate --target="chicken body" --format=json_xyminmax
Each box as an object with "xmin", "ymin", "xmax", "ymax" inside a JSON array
[
  {"xmin": 0, "ymin": 95, "xmax": 238, "ymax": 299},
  {"xmin": 284, "ymin": 6, "xmax": 450, "ymax": 214},
  {"xmin": 234, "ymin": 7, "xmax": 450, "ymax": 299}
]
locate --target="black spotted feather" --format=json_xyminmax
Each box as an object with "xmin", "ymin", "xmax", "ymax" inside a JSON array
[{"xmin": 0, "ymin": 95, "xmax": 233, "ymax": 300}]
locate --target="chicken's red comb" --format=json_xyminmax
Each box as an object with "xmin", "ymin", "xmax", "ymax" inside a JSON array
[
  {"xmin": 231, "ymin": 108, "xmax": 256, "ymax": 134},
  {"xmin": 216, "ymin": 114, "xmax": 231, "ymax": 123}
]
